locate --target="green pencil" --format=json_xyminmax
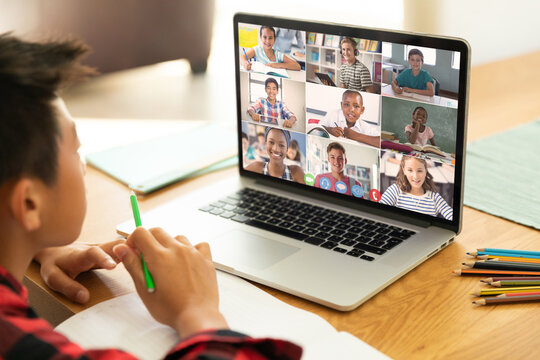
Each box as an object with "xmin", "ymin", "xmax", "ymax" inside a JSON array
[{"xmin": 130, "ymin": 191, "xmax": 155, "ymax": 293}]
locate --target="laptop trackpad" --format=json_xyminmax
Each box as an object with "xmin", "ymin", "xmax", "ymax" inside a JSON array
[{"xmin": 210, "ymin": 230, "xmax": 300, "ymax": 270}]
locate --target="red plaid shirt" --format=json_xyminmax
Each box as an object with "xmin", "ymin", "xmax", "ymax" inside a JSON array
[{"xmin": 0, "ymin": 266, "xmax": 302, "ymax": 359}]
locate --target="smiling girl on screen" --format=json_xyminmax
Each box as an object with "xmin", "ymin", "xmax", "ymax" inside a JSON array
[
  {"xmin": 379, "ymin": 156, "xmax": 452, "ymax": 220},
  {"xmin": 245, "ymin": 127, "xmax": 305, "ymax": 183},
  {"xmin": 241, "ymin": 26, "xmax": 301, "ymax": 71}
]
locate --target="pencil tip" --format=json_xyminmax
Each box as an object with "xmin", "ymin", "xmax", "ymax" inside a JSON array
[{"xmin": 130, "ymin": 190, "xmax": 137, "ymax": 197}]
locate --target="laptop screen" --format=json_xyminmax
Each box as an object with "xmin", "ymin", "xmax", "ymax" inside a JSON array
[{"xmin": 235, "ymin": 14, "xmax": 469, "ymax": 232}]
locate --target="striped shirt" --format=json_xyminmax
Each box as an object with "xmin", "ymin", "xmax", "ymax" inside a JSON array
[
  {"xmin": 253, "ymin": 45, "xmax": 284, "ymax": 64},
  {"xmin": 338, "ymin": 60, "xmax": 373, "ymax": 91},
  {"xmin": 249, "ymin": 98, "xmax": 295, "ymax": 125},
  {"xmin": 379, "ymin": 184, "xmax": 453, "ymax": 220},
  {"xmin": 262, "ymin": 162, "xmax": 293, "ymax": 181}
]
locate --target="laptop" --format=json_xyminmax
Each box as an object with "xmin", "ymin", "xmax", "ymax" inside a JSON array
[{"xmin": 117, "ymin": 13, "xmax": 470, "ymax": 311}]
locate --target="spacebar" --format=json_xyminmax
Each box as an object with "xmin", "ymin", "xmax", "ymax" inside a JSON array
[{"xmin": 245, "ymin": 219, "xmax": 309, "ymax": 240}]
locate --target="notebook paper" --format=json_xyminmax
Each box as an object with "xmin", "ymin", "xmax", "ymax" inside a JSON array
[{"xmin": 56, "ymin": 271, "xmax": 390, "ymax": 360}]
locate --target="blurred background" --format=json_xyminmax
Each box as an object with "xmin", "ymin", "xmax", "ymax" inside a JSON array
[{"xmin": 1, "ymin": 0, "xmax": 538, "ymax": 121}]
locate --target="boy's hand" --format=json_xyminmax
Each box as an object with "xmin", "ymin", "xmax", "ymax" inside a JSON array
[
  {"xmin": 244, "ymin": 61, "xmax": 252, "ymax": 71},
  {"xmin": 34, "ymin": 240, "xmax": 124, "ymax": 304},
  {"xmin": 113, "ymin": 227, "xmax": 228, "ymax": 338},
  {"xmin": 251, "ymin": 113, "xmax": 261, "ymax": 122},
  {"xmin": 329, "ymin": 126, "xmax": 345, "ymax": 137}
]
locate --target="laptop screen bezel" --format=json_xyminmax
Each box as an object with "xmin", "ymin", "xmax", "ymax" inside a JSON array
[{"xmin": 234, "ymin": 13, "xmax": 470, "ymax": 234}]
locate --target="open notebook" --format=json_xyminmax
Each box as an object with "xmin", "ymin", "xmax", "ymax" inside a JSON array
[{"xmin": 56, "ymin": 271, "xmax": 389, "ymax": 360}]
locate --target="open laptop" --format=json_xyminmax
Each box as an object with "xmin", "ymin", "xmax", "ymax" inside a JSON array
[{"xmin": 117, "ymin": 13, "xmax": 470, "ymax": 311}]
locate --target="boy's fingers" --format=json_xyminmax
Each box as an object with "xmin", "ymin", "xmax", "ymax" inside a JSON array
[
  {"xmin": 174, "ymin": 234, "xmax": 192, "ymax": 247},
  {"xmin": 195, "ymin": 242, "xmax": 212, "ymax": 261},
  {"xmin": 75, "ymin": 246, "xmax": 117, "ymax": 270},
  {"xmin": 148, "ymin": 227, "xmax": 175, "ymax": 248},
  {"xmin": 126, "ymin": 227, "xmax": 162, "ymax": 255},
  {"xmin": 113, "ymin": 244, "xmax": 146, "ymax": 291},
  {"xmin": 41, "ymin": 266, "xmax": 90, "ymax": 304},
  {"xmin": 98, "ymin": 239, "xmax": 126, "ymax": 261}
]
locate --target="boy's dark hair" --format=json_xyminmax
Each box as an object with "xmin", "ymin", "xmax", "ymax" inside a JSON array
[
  {"xmin": 408, "ymin": 48, "xmax": 424, "ymax": 62},
  {"xmin": 259, "ymin": 26, "xmax": 276, "ymax": 38},
  {"xmin": 0, "ymin": 33, "xmax": 94, "ymax": 186},
  {"xmin": 342, "ymin": 89, "xmax": 362, "ymax": 104},
  {"xmin": 265, "ymin": 77, "xmax": 279, "ymax": 90},
  {"xmin": 327, "ymin": 142, "xmax": 346, "ymax": 154}
]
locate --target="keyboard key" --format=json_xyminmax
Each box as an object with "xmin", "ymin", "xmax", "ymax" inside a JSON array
[
  {"xmin": 199, "ymin": 205, "xmax": 214, "ymax": 212},
  {"xmin": 314, "ymin": 231, "xmax": 331, "ymax": 239},
  {"xmin": 321, "ymin": 241, "xmax": 338, "ymax": 249},
  {"xmin": 305, "ymin": 237, "xmax": 325, "ymax": 246},
  {"xmin": 360, "ymin": 255, "xmax": 375, "ymax": 261},
  {"xmin": 333, "ymin": 247, "xmax": 347, "ymax": 253},
  {"xmin": 220, "ymin": 211, "xmax": 236, "ymax": 219},
  {"xmin": 323, "ymin": 220, "xmax": 338, "ymax": 227},
  {"xmin": 233, "ymin": 207, "xmax": 247, "ymax": 214},
  {"xmin": 210, "ymin": 201, "xmax": 226, "ymax": 208},
  {"xmin": 343, "ymin": 232, "xmax": 358, "ymax": 240},
  {"xmin": 209, "ymin": 208, "xmax": 224, "ymax": 215},
  {"xmin": 356, "ymin": 236, "xmax": 372, "ymax": 243},
  {"xmin": 353, "ymin": 243, "xmax": 387, "ymax": 255},
  {"xmin": 290, "ymin": 225, "xmax": 306, "ymax": 232},
  {"xmin": 302, "ymin": 228, "xmax": 318, "ymax": 235},
  {"xmin": 330, "ymin": 229, "xmax": 346, "ymax": 236},
  {"xmin": 369, "ymin": 240, "xmax": 385, "ymax": 247},
  {"xmin": 256, "ymin": 214, "xmax": 270, "ymax": 222},
  {"xmin": 245, "ymin": 219, "xmax": 308, "ymax": 241},
  {"xmin": 382, "ymin": 242, "xmax": 400, "ymax": 250},
  {"xmin": 346, "ymin": 250, "xmax": 362, "ymax": 257},
  {"xmin": 318, "ymin": 225, "xmax": 333, "ymax": 232},
  {"xmin": 223, "ymin": 204, "xmax": 236, "ymax": 211},
  {"xmin": 267, "ymin": 218, "xmax": 281, "ymax": 225},
  {"xmin": 340, "ymin": 239, "xmax": 357, "ymax": 247},
  {"xmin": 231, "ymin": 214, "xmax": 249, "ymax": 223},
  {"xmin": 328, "ymin": 235, "xmax": 343, "ymax": 243},
  {"xmin": 335, "ymin": 223, "xmax": 351, "ymax": 231},
  {"xmin": 295, "ymin": 218, "xmax": 308, "ymax": 225}
]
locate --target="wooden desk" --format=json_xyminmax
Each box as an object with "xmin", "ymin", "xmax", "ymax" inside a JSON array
[{"xmin": 25, "ymin": 51, "xmax": 540, "ymax": 359}]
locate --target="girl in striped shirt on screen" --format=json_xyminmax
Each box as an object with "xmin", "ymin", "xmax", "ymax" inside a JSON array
[{"xmin": 379, "ymin": 156, "xmax": 453, "ymax": 220}]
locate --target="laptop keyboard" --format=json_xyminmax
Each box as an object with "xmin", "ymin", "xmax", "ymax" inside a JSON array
[{"xmin": 199, "ymin": 188, "xmax": 415, "ymax": 261}]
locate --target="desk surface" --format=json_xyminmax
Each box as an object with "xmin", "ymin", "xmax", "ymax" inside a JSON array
[{"xmin": 26, "ymin": 51, "xmax": 540, "ymax": 360}]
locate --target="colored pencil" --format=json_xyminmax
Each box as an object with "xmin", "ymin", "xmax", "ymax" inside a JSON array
[
  {"xmin": 478, "ymin": 248, "xmax": 540, "ymax": 256},
  {"xmin": 468, "ymin": 251, "xmax": 540, "ymax": 259},
  {"xmin": 473, "ymin": 294, "xmax": 540, "ymax": 305},
  {"xmin": 130, "ymin": 191, "xmax": 155, "ymax": 293},
  {"xmin": 477, "ymin": 255, "xmax": 540, "ymax": 263},
  {"xmin": 463, "ymin": 260, "xmax": 540, "ymax": 272},
  {"xmin": 470, "ymin": 286, "xmax": 540, "ymax": 296},
  {"xmin": 453, "ymin": 269, "xmax": 540, "ymax": 276},
  {"xmin": 491, "ymin": 280, "xmax": 540, "ymax": 287},
  {"xmin": 481, "ymin": 276, "xmax": 540, "ymax": 283},
  {"xmin": 498, "ymin": 291, "xmax": 540, "ymax": 297}
]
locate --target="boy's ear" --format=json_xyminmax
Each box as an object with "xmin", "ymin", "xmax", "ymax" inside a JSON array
[{"xmin": 10, "ymin": 178, "xmax": 44, "ymax": 232}]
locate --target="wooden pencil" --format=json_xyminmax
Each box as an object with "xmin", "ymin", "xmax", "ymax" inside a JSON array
[
  {"xmin": 491, "ymin": 280, "xmax": 540, "ymax": 287},
  {"xmin": 481, "ymin": 276, "xmax": 540, "ymax": 283},
  {"xmin": 453, "ymin": 269, "xmax": 540, "ymax": 276},
  {"xmin": 470, "ymin": 286, "xmax": 540, "ymax": 296},
  {"xmin": 478, "ymin": 248, "xmax": 540, "ymax": 256},
  {"xmin": 463, "ymin": 260, "xmax": 540, "ymax": 272},
  {"xmin": 477, "ymin": 256, "xmax": 540, "ymax": 264},
  {"xmin": 468, "ymin": 251, "xmax": 540, "ymax": 259},
  {"xmin": 473, "ymin": 294, "xmax": 540, "ymax": 305},
  {"xmin": 498, "ymin": 291, "xmax": 540, "ymax": 297}
]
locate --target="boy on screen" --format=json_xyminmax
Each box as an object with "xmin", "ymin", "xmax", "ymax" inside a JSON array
[{"xmin": 314, "ymin": 142, "xmax": 363, "ymax": 196}]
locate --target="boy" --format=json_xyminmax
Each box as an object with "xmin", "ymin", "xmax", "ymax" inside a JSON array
[
  {"xmin": 319, "ymin": 90, "xmax": 380, "ymax": 148},
  {"xmin": 247, "ymin": 77, "xmax": 297, "ymax": 128},
  {"xmin": 314, "ymin": 142, "xmax": 363, "ymax": 196},
  {"xmin": 0, "ymin": 34, "xmax": 301, "ymax": 359},
  {"xmin": 337, "ymin": 37, "xmax": 374, "ymax": 93},
  {"xmin": 391, "ymin": 48, "xmax": 435, "ymax": 97}
]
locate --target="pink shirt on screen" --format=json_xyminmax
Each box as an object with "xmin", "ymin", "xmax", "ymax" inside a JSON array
[{"xmin": 405, "ymin": 124, "xmax": 434, "ymax": 146}]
